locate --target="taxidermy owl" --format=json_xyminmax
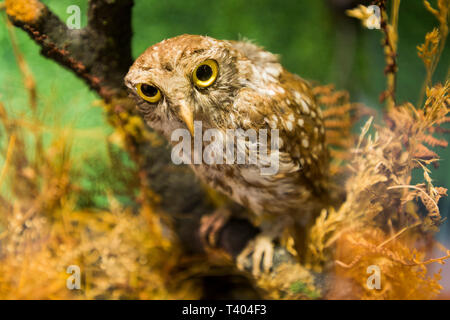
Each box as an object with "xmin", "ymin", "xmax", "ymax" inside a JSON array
[{"xmin": 125, "ymin": 35, "xmax": 331, "ymax": 274}]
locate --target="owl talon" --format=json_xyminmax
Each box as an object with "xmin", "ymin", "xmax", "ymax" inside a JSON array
[
  {"xmin": 199, "ymin": 208, "xmax": 231, "ymax": 247},
  {"xmin": 237, "ymin": 234, "xmax": 275, "ymax": 276}
]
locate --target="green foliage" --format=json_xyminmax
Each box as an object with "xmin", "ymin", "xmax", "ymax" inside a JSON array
[{"xmin": 289, "ymin": 281, "xmax": 320, "ymax": 299}]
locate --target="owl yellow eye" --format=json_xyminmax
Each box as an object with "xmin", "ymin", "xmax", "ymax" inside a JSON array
[
  {"xmin": 192, "ymin": 59, "xmax": 218, "ymax": 88},
  {"xmin": 136, "ymin": 83, "xmax": 162, "ymax": 103}
]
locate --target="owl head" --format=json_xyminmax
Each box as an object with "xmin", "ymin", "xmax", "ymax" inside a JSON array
[{"xmin": 125, "ymin": 34, "xmax": 252, "ymax": 139}]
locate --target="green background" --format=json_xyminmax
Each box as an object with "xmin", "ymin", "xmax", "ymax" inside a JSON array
[{"xmin": 0, "ymin": 0, "xmax": 449, "ymax": 232}]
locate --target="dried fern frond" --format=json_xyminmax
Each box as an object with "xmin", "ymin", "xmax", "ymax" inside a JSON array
[
  {"xmin": 417, "ymin": 28, "xmax": 441, "ymax": 71},
  {"xmin": 418, "ymin": 0, "xmax": 449, "ymax": 102},
  {"xmin": 312, "ymin": 84, "xmax": 367, "ymax": 175},
  {"xmin": 308, "ymin": 79, "xmax": 449, "ymax": 298},
  {"xmin": 331, "ymin": 228, "xmax": 443, "ymax": 300}
]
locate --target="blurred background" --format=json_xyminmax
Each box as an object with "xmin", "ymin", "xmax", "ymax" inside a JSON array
[{"xmin": 0, "ymin": 0, "xmax": 449, "ymax": 297}]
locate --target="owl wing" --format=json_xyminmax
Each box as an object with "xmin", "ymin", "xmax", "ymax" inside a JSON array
[
  {"xmin": 231, "ymin": 61, "xmax": 328, "ymax": 192},
  {"xmin": 228, "ymin": 40, "xmax": 329, "ymax": 192}
]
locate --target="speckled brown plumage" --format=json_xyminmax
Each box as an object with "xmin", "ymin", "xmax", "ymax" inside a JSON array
[{"xmin": 125, "ymin": 35, "xmax": 331, "ymax": 270}]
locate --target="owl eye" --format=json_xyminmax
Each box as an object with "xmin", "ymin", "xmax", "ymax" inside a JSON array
[
  {"xmin": 192, "ymin": 59, "xmax": 218, "ymax": 88},
  {"xmin": 136, "ymin": 83, "xmax": 162, "ymax": 103}
]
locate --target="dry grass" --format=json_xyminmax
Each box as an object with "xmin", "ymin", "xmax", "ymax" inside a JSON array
[{"xmin": 0, "ymin": 25, "xmax": 200, "ymax": 300}]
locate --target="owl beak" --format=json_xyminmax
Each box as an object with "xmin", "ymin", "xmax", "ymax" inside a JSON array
[{"xmin": 177, "ymin": 102, "xmax": 195, "ymax": 136}]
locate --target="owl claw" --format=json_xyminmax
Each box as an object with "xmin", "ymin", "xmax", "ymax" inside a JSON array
[
  {"xmin": 199, "ymin": 208, "xmax": 231, "ymax": 247},
  {"xmin": 237, "ymin": 234, "xmax": 275, "ymax": 276}
]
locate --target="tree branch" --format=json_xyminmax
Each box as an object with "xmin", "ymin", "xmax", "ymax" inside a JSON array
[
  {"xmin": 86, "ymin": 0, "xmax": 133, "ymax": 93},
  {"xmin": 6, "ymin": 0, "xmax": 133, "ymax": 99}
]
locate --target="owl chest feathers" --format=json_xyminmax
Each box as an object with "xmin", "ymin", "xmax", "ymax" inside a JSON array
[
  {"xmin": 167, "ymin": 119, "xmax": 323, "ymax": 218},
  {"xmin": 126, "ymin": 35, "xmax": 330, "ymax": 218}
]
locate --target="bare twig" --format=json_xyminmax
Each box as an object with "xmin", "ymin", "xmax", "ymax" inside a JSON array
[
  {"xmin": 377, "ymin": 0, "xmax": 400, "ymax": 109},
  {"xmin": 387, "ymin": 185, "xmax": 440, "ymax": 219}
]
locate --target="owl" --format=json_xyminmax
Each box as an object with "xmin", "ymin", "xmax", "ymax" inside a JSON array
[{"xmin": 125, "ymin": 35, "xmax": 330, "ymax": 274}]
